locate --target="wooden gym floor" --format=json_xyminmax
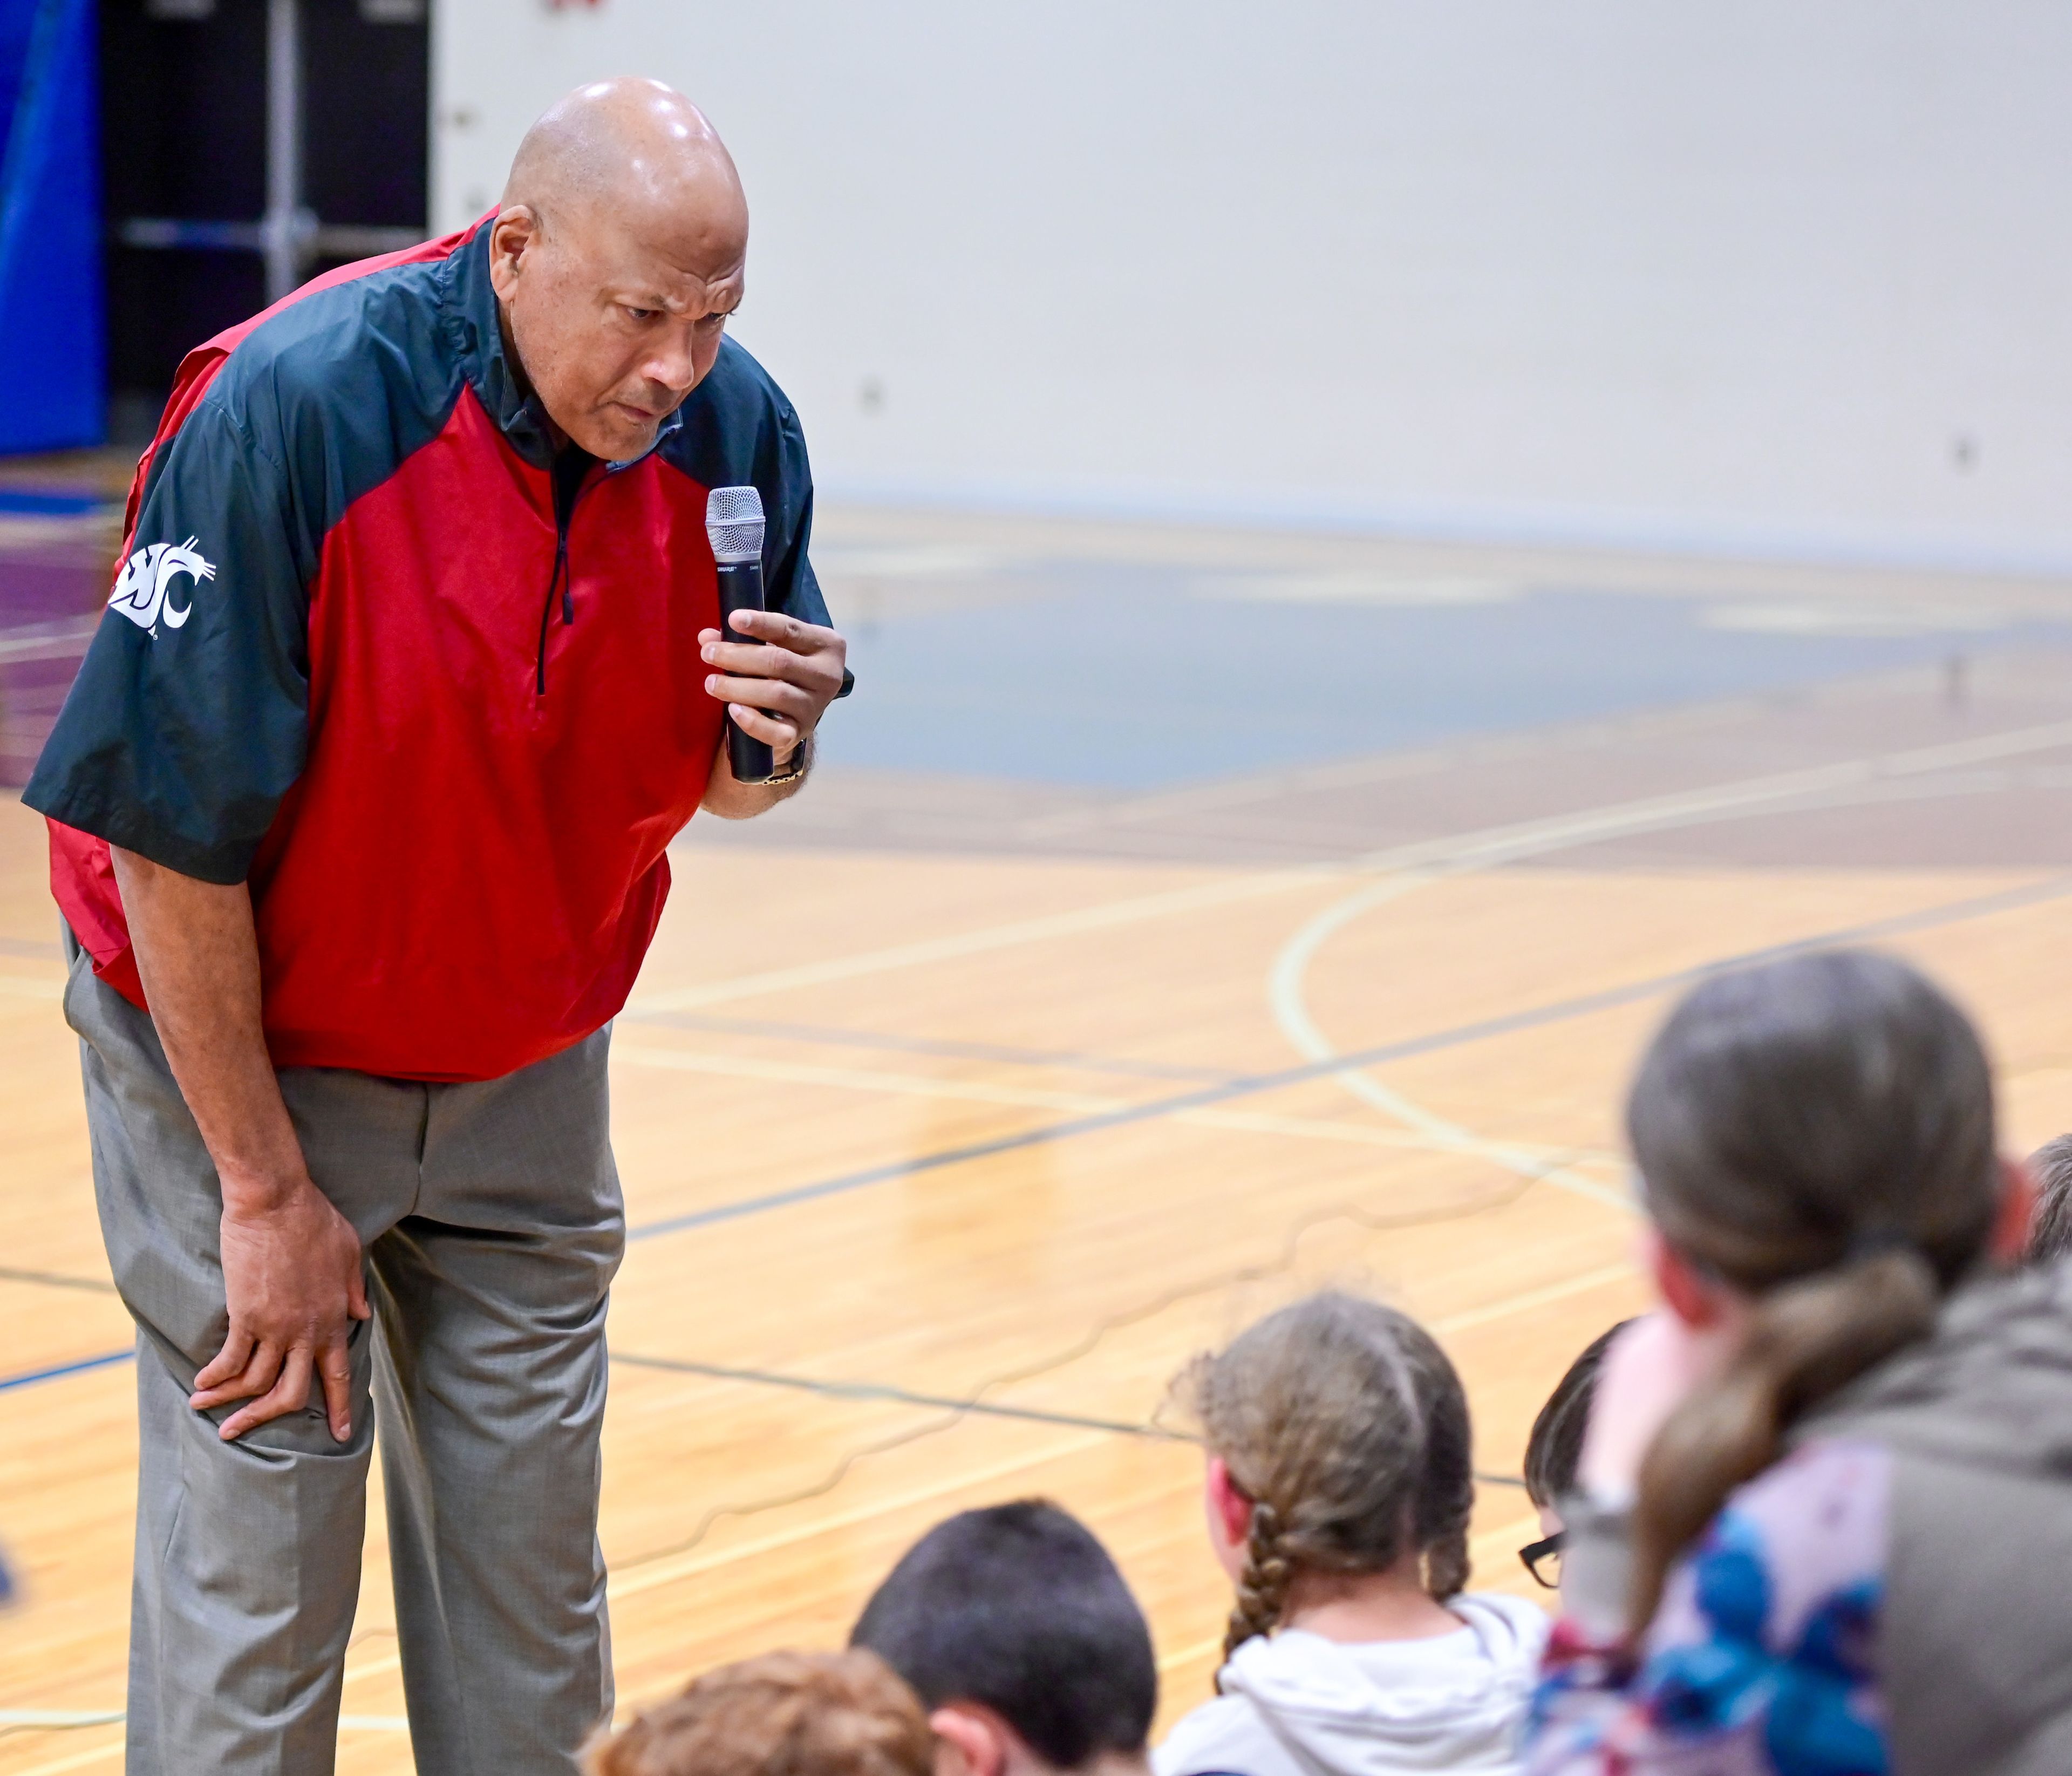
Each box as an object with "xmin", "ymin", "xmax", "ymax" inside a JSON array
[{"xmin": 4, "ymin": 501, "xmax": 2072, "ymax": 1771}]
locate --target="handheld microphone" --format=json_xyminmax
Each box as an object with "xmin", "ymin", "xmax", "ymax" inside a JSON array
[{"xmin": 705, "ymin": 485, "xmax": 775, "ymax": 784}]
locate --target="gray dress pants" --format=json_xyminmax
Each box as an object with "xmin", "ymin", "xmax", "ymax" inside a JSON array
[{"xmin": 63, "ymin": 932, "xmax": 624, "ymax": 1775}]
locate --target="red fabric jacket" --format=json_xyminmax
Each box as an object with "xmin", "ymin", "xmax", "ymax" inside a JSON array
[{"xmin": 26, "ymin": 217, "xmax": 832, "ymax": 1080}]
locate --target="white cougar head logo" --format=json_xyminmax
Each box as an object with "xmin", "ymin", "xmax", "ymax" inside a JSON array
[{"xmin": 110, "ymin": 536, "xmax": 216, "ymax": 633}]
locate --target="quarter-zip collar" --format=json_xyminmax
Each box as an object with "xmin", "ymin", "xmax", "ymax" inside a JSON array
[{"xmin": 437, "ymin": 219, "xmax": 686, "ymax": 475}]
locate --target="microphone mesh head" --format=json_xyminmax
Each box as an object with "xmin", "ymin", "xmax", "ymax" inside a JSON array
[{"xmin": 705, "ymin": 485, "xmax": 766, "ymax": 562}]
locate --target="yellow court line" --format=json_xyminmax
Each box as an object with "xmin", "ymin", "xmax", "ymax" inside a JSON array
[
  {"xmin": 1175, "ymin": 1107, "xmax": 1625, "ymax": 1171},
  {"xmin": 611, "ymin": 1043, "xmax": 1123, "ymax": 1112},
  {"xmin": 0, "ymin": 974, "xmax": 62, "ymax": 1000},
  {"xmin": 611, "ymin": 1043, "xmax": 1627, "ymax": 1171},
  {"xmin": 9, "ymin": 1746, "xmax": 121, "ymax": 1776},
  {"xmin": 339, "ymin": 1431, "xmax": 1114, "ymax": 1692},
  {"xmin": 19, "ymin": 1257, "xmax": 1646, "ymax": 1747},
  {"xmin": 637, "ymin": 715, "xmax": 2072, "ymax": 1018},
  {"xmin": 629, "ymin": 867, "xmax": 1333, "ymax": 1013}
]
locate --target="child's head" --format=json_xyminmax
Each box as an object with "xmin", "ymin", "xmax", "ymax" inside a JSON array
[
  {"xmin": 1173, "ymin": 1290, "xmax": 1473, "ymax": 1662},
  {"xmin": 1523, "ymin": 1319, "xmax": 1632, "ymax": 1525},
  {"xmin": 850, "ymin": 1500, "xmax": 1155, "ymax": 1776},
  {"xmin": 1624, "ymin": 948, "xmax": 2018, "ymax": 1625},
  {"xmin": 583, "ymin": 1649, "xmax": 933, "ymax": 1776},
  {"xmin": 2026, "ymin": 1133, "xmax": 2072, "ymax": 1264}
]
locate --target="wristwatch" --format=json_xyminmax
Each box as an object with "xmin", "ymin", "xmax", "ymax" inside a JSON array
[{"xmin": 764, "ymin": 737, "xmax": 812, "ymax": 786}]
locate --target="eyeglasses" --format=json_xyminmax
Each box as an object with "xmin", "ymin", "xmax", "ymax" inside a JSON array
[{"xmin": 1518, "ymin": 1531, "xmax": 1564, "ymax": 1589}]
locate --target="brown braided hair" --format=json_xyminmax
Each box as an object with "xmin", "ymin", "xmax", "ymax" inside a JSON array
[
  {"xmin": 1623, "ymin": 950, "xmax": 2001, "ymax": 1637},
  {"xmin": 1171, "ymin": 1291, "xmax": 1475, "ymax": 1665},
  {"xmin": 581, "ymin": 1649, "xmax": 933, "ymax": 1776}
]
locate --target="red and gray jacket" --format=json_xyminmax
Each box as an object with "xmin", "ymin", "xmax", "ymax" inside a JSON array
[{"xmin": 26, "ymin": 216, "xmax": 839, "ymax": 1082}]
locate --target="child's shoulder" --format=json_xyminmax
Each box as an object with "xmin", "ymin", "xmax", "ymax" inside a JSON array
[{"xmin": 1151, "ymin": 1690, "xmax": 1281, "ymax": 1776}]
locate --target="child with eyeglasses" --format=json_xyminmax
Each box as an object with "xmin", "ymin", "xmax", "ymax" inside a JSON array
[{"xmin": 1517, "ymin": 1322, "xmax": 1634, "ymax": 1592}]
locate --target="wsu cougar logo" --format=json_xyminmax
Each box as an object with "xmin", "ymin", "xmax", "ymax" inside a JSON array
[{"xmin": 109, "ymin": 537, "xmax": 216, "ymax": 633}]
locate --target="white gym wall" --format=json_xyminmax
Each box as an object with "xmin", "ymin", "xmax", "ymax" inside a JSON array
[{"xmin": 432, "ymin": 3, "xmax": 2072, "ymax": 570}]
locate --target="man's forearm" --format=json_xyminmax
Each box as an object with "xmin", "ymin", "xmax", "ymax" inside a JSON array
[{"xmin": 109, "ymin": 847, "xmax": 309, "ymax": 1209}]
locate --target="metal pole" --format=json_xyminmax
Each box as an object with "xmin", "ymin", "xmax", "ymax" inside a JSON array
[{"xmin": 262, "ymin": 0, "xmax": 303, "ymax": 302}]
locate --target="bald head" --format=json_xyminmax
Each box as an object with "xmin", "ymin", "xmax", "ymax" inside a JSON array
[
  {"xmin": 490, "ymin": 79, "xmax": 750, "ymax": 460},
  {"xmin": 504, "ymin": 78, "xmax": 745, "ymax": 243}
]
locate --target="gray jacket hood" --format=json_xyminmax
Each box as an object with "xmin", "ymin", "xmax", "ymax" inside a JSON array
[
  {"xmin": 1801, "ymin": 1255, "xmax": 2072, "ymax": 1476},
  {"xmin": 1796, "ymin": 1257, "xmax": 2072, "ymax": 1776},
  {"xmin": 1151, "ymin": 1593, "xmax": 1550, "ymax": 1776}
]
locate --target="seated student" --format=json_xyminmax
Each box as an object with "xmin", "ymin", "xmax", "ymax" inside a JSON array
[
  {"xmin": 851, "ymin": 1499, "xmax": 1156, "ymax": 1776},
  {"xmin": 1530, "ymin": 949, "xmax": 2070, "ymax": 1776},
  {"xmin": 1155, "ymin": 1291, "xmax": 1550, "ymax": 1776},
  {"xmin": 2024, "ymin": 1131, "xmax": 2072, "ymax": 1262},
  {"xmin": 1518, "ymin": 1322, "xmax": 1633, "ymax": 1591},
  {"xmin": 583, "ymin": 1649, "xmax": 933, "ymax": 1776}
]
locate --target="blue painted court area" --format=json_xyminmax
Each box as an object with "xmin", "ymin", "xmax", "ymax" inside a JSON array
[{"xmin": 824, "ymin": 573, "xmax": 2069, "ymax": 788}]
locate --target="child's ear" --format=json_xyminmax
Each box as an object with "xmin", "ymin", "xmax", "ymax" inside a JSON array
[
  {"xmin": 1206, "ymin": 1455, "xmax": 1253, "ymax": 1550},
  {"xmin": 1646, "ymin": 1226, "xmax": 1727, "ymax": 1329},
  {"xmin": 1990, "ymin": 1154, "xmax": 2040, "ymax": 1263},
  {"xmin": 929, "ymin": 1705, "xmax": 1005, "ymax": 1776}
]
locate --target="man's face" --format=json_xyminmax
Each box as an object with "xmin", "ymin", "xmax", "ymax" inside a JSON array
[{"xmin": 489, "ymin": 196, "xmax": 746, "ymax": 461}]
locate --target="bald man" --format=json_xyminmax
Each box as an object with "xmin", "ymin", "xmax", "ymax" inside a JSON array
[{"xmin": 25, "ymin": 81, "xmax": 847, "ymax": 1774}]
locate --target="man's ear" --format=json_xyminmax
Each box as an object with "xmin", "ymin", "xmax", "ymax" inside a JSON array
[
  {"xmin": 929, "ymin": 1704, "xmax": 1007, "ymax": 1776},
  {"xmin": 487, "ymin": 206, "xmax": 537, "ymax": 302},
  {"xmin": 1990, "ymin": 1154, "xmax": 2040, "ymax": 1263},
  {"xmin": 1645, "ymin": 1226, "xmax": 1728, "ymax": 1329}
]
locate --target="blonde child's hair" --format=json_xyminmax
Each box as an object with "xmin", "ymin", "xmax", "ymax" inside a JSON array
[
  {"xmin": 582, "ymin": 1649, "xmax": 933, "ymax": 1776},
  {"xmin": 1172, "ymin": 1290, "xmax": 1474, "ymax": 1663}
]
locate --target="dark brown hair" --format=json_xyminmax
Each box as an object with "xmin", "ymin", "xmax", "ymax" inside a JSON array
[
  {"xmin": 1523, "ymin": 1320, "xmax": 1633, "ymax": 1510},
  {"xmin": 2025, "ymin": 1133, "xmax": 2072, "ymax": 1264},
  {"xmin": 1173, "ymin": 1291, "xmax": 1474, "ymax": 1663},
  {"xmin": 1625, "ymin": 949, "xmax": 2000, "ymax": 1633},
  {"xmin": 582, "ymin": 1649, "xmax": 934, "ymax": 1776}
]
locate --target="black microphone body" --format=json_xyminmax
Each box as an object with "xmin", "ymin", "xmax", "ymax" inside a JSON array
[{"xmin": 716, "ymin": 556, "xmax": 775, "ymax": 784}]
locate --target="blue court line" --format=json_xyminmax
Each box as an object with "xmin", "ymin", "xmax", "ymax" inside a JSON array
[
  {"xmin": 0, "ymin": 1349, "xmax": 133, "ymax": 1391},
  {"xmin": 625, "ymin": 869, "xmax": 2072, "ymax": 1243},
  {"xmin": 611, "ymin": 1351, "xmax": 1530, "ymax": 1485},
  {"xmin": 611, "ymin": 1351, "xmax": 1191, "ymax": 1438},
  {"xmin": 9, "ymin": 871, "xmax": 2069, "ymax": 1398}
]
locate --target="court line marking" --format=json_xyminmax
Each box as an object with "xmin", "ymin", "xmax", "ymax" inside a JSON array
[
  {"xmin": 1, "ymin": 873, "xmax": 2057, "ymax": 1401},
  {"xmin": 617, "ymin": 1010, "xmax": 1238, "ymax": 1084},
  {"xmin": 0, "ymin": 1268, "xmax": 116, "ymax": 1296},
  {"xmin": 612, "ymin": 1044, "xmax": 1121, "ymax": 1112},
  {"xmin": 1, "ymin": 1222, "xmax": 1634, "ymax": 1736},
  {"xmin": 3, "ymin": 1717, "xmax": 412, "ymax": 1776},
  {"xmin": 627, "ymin": 866, "xmax": 1332, "ymax": 1014},
  {"xmin": 611, "ymin": 1044, "xmax": 1625, "ymax": 1172},
  {"xmin": 636, "ymin": 715, "xmax": 2072, "ymax": 1017},
  {"xmin": 1265, "ymin": 725, "xmax": 2072, "ymax": 1197},
  {"xmin": 332, "ymin": 1431, "xmax": 1119, "ymax": 1695},
  {"xmin": 611, "ymin": 1352, "xmax": 1188, "ymax": 1439},
  {"xmin": 621, "ymin": 870, "xmax": 2072, "ymax": 1242},
  {"xmin": 0, "ymin": 1350, "xmax": 131, "ymax": 1393}
]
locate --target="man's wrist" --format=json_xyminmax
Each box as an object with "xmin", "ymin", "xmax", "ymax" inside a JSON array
[{"xmin": 217, "ymin": 1166, "xmax": 311, "ymax": 1216}]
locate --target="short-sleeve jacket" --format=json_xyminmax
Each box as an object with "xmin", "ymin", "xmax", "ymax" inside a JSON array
[{"xmin": 26, "ymin": 217, "xmax": 835, "ymax": 1082}]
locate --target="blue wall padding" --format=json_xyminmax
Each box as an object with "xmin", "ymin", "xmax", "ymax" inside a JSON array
[{"xmin": 0, "ymin": 0, "xmax": 103, "ymax": 454}]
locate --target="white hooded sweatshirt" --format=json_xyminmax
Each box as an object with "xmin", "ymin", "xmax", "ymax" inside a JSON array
[{"xmin": 1151, "ymin": 1594, "xmax": 1550, "ymax": 1776}]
